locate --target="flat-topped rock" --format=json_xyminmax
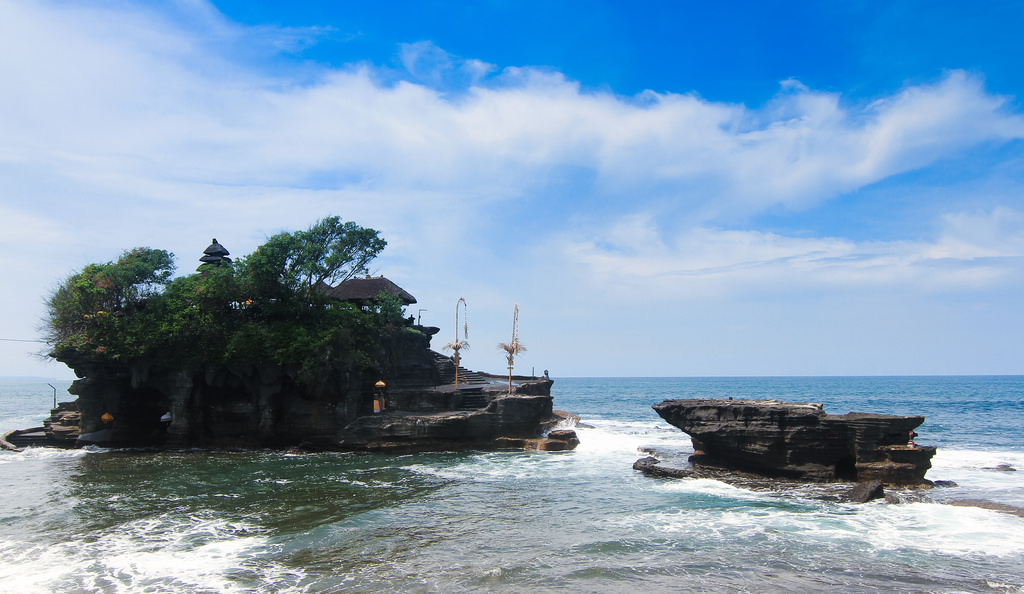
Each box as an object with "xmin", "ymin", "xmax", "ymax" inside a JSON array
[
  {"xmin": 337, "ymin": 394, "xmax": 566, "ymax": 451},
  {"xmin": 652, "ymin": 398, "xmax": 935, "ymax": 484}
]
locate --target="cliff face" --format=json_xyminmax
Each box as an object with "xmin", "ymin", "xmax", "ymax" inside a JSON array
[
  {"xmin": 653, "ymin": 399, "xmax": 935, "ymax": 484},
  {"xmin": 53, "ymin": 326, "xmax": 567, "ymax": 451},
  {"xmin": 59, "ymin": 350, "xmax": 365, "ymax": 449}
]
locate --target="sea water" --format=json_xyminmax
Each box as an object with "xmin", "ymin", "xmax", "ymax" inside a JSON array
[{"xmin": 0, "ymin": 377, "xmax": 1022, "ymax": 593}]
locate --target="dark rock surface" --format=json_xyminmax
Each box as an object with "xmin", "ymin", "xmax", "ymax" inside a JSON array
[
  {"xmin": 633, "ymin": 456, "xmax": 903, "ymax": 503},
  {"xmin": 633, "ymin": 456, "xmax": 694, "ymax": 479},
  {"xmin": 652, "ymin": 399, "xmax": 936, "ymax": 484},
  {"xmin": 540, "ymin": 429, "xmax": 581, "ymax": 451},
  {"xmin": 494, "ymin": 429, "xmax": 580, "ymax": 452},
  {"xmin": 846, "ymin": 480, "xmax": 885, "ymax": 503},
  {"xmin": 339, "ymin": 394, "xmax": 558, "ymax": 451},
  {"xmin": 47, "ymin": 326, "xmax": 573, "ymax": 452},
  {"xmin": 44, "ymin": 401, "xmax": 80, "ymax": 446}
]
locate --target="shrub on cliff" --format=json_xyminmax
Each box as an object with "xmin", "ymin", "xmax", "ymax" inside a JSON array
[
  {"xmin": 43, "ymin": 247, "xmax": 175, "ymax": 349},
  {"xmin": 43, "ymin": 218, "xmax": 397, "ymax": 381}
]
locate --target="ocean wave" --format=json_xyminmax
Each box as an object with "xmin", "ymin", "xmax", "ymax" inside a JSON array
[
  {"xmin": 0, "ymin": 446, "xmax": 92, "ymax": 464},
  {"xmin": 0, "ymin": 513, "xmax": 294, "ymax": 594},
  {"xmin": 598, "ymin": 496, "xmax": 1024, "ymax": 559}
]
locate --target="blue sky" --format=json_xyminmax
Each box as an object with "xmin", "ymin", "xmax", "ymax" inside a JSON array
[{"xmin": 1, "ymin": 0, "xmax": 1023, "ymax": 378}]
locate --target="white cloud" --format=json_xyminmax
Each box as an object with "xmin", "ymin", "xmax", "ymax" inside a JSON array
[
  {"xmin": 2, "ymin": 1, "xmax": 1022, "ymax": 215},
  {"xmin": 562, "ymin": 208, "xmax": 1024, "ymax": 301},
  {"xmin": 2, "ymin": 0, "xmax": 1024, "ymax": 376},
  {"xmin": 399, "ymin": 41, "xmax": 496, "ymax": 90}
]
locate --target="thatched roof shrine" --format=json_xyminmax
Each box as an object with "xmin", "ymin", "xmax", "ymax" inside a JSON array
[
  {"xmin": 319, "ymin": 276, "xmax": 417, "ymax": 305},
  {"xmin": 198, "ymin": 238, "xmax": 231, "ymax": 270}
]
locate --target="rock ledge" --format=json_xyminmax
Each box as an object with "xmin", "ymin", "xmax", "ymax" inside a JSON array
[{"xmin": 652, "ymin": 398, "xmax": 935, "ymax": 484}]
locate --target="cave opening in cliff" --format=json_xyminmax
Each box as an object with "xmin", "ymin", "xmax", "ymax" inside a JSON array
[{"xmin": 835, "ymin": 456, "xmax": 857, "ymax": 481}]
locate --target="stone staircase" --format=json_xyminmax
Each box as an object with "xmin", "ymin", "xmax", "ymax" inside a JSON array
[
  {"xmin": 432, "ymin": 351, "xmax": 456, "ymax": 384},
  {"xmin": 44, "ymin": 401, "xmax": 81, "ymax": 446},
  {"xmin": 454, "ymin": 366, "xmax": 488, "ymax": 386},
  {"xmin": 431, "ymin": 351, "xmax": 489, "ymax": 386},
  {"xmin": 1, "ymin": 400, "xmax": 82, "ymax": 451},
  {"xmin": 456, "ymin": 389, "xmax": 489, "ymax": 410}
]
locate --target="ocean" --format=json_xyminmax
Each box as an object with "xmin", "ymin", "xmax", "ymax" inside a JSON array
[{"xmin": 1, "ymin": 376, "xmax": 1022, "ymax": 593}]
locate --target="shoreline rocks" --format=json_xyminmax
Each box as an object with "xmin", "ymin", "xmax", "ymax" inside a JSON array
[
  {"xmin": 652, "ymin": 398, "xmax": 936, "ymax": 485},
  {"xmin": 32, "ymin": 332, "xmax": 577, "ymax": 453}
]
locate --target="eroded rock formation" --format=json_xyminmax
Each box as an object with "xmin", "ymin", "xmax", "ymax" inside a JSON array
[
  {"xmin": 652, "ymin": 399, "xmax": 936, "ymax": 484},
  {"xmin": 50, "ymin": 326, "xmax": 572, "ymax": 452}
]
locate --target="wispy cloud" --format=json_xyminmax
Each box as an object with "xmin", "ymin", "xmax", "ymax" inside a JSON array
[
  {"xmin": 2, "ymin": 0, "xmax": 1023, "ymax": 376},
  {"xmin": 2, "ymin": 2, "xmax": 1021, "ymax": 217},
  {"xmin": 562, "ymin": 208, "xmax": 1024, "ymax": 300}
]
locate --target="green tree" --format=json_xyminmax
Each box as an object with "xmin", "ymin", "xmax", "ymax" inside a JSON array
[
  {"xmin": 43, "ymin": 248, "xmax": 175, "ymax": 347},
  {"xmin": 240, "ymin": 216, "xmax": 386, "ymax": 301},
  {"xmin": 43, "ymin": 218, "xmax": 397, "ymax": 383}
]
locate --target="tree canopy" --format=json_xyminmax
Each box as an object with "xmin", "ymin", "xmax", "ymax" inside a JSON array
[
  {"xmin": 43, "ymin": 247, "xmax": 175, "ymax": 346},
  {"xmin": 242, "ymin": 216, "xmax": 386, "ymax": 297},
  {"xmin": 43, "ymin": 218, "xmax": 401, "ymax": 380}
]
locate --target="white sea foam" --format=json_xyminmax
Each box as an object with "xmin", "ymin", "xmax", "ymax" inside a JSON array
[
  {"xmin": 0, "ymin": 445, "xmax": 91, "ymax": 464},
  {"xmin": 599, "ymin": 490, "xmax": 1024, "ymax": 562},
  {"xmin": 924, "ymin": 448, "xmax": 1024, "ymax": 507},
  {"xmin": 0, "ymin": 514, "xmax": 295, "ymax": 594},
  {"xmin": 853, "ymin": 501, "xmax": 1024, "ymax": 557},
  {"xmin": 399, "ymin": 420, "xmax": 689, "ymax": 486},
  {"xmin": 574, "ymin": 420, "xmax": 692, "ymax": 457},
  {"xmin": 651, "ymin": 476, "xmax": 765, "ymax": 500},
  {"xmin": 932, "ymin": 448, "xmax": 1024, "ymax": 472}
]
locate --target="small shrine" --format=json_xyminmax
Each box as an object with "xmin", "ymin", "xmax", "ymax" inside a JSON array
[
  {"xmin": 318, "ymin": 275, "xmax": 417, "ymax": 306},
  {"xmin": 198, "ymin": 239, "xmax": 231, "ymax": 270}
]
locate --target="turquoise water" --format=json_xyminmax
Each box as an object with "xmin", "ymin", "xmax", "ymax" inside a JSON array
[{"xmin": 1, "ymin": 377, "xmax": 1023, "ymax": 592}]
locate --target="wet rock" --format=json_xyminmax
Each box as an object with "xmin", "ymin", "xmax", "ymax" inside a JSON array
[
  {"xmin": 541, "ymin": 410, "xmax": 580, "ymax": 433},
  {"xmin": 945, "ymin": 499, "xmax": 1024, "ymax": 517},
  {"xmin": 981, "ymin": 464, "xmax": 1017, "ymax": 472},
  {"xmin": 48, "ymin": 323, "xmax": 571, "ymax": 451},
  {"xmin": 493, "ymin": 432, "xmax": 580, "ymax": 452},
  {"xmin": 339, "ymin": 395, "xmax": 571, "ymax": 451},
  {"xmin": 652, "ymin": 398, "xmax": 936, "ymax": 485},
  {"xmin": 547, "ymin": 429, "xmax": 578, "ymax": 442},
  {"xmin": 846, "ymin": 480, "xmax": 885, "ymax": 503},
  {"xmin": 44, "ymin": 401, "xmax": 80, "ymax": 446},
  {"xmin": 932, "ymin": 480, "xmax": 958, "ymax": 487},
  {"xmin": 633, "ymin": 456, "xmax": 694, "ymax": 479},
  {"xmin": 514, "ymin": 429, "xmax": 581, "ymax": 452}
]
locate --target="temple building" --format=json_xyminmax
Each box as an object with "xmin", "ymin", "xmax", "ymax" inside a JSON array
[
  {"xmin": 198, "ymin": 239, "xmax": 231, "ymax": 270},
  {"xmin": 318, "ymin": 275, "xmax": 417, "ymax": 306}
]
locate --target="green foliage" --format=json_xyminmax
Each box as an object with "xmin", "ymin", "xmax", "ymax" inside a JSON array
[
  {"xmin": 43, "ymin": 247, "xmax": 175, "ymax": 346},
  {"xmin": 239, "ymin": 216, "xmax": 386, "ymax": 299},
  {"xmin": 44, "ymin": 219, "xmax": 399, "ymax": 382},
  {"xmin": 370, "ymin": 290, "xmax": 407, "ymax": 327}
]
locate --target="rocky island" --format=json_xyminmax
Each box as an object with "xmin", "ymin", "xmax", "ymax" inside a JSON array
[
  {"xmin": 10, "ymin": 217, "xmax": 577, "ymax": 453},
  {"xmin": 644, "ymin": 398, "xmax": 935, "ymax": 486}
]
